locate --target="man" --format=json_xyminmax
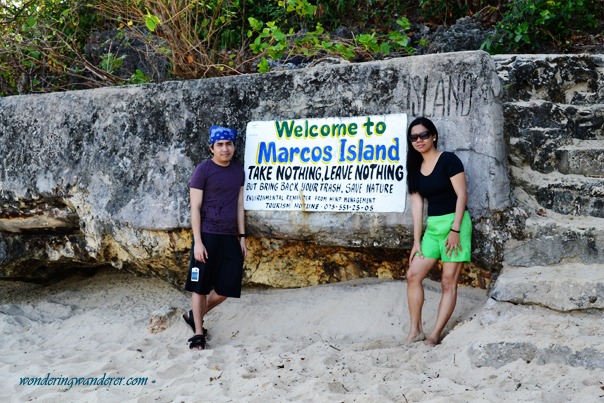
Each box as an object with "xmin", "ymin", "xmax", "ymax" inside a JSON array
[{"xmin": 183, "ymin": 125, "xmax": 247, "ymax": 350}]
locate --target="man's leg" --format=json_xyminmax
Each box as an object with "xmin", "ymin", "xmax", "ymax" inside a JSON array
[
  {"xmin": 424, "ymin": 261, "xmax": 462, "ymax": 346},
  {"xmin": 189, "ymin": 235, "xmax": 240, "ymax": 333},
  {"xmin": 205, "ymin": 290, "xmax": 227, "ymax": 314},
  {"xmin": 186, "ymin": 290, "xmax": 226, "ymax": 319},
  {"xmin": 185, "ymin": 290, "xmax": 227, "ymax": 335},
  {"xmin": 203, "ymin": 235, "xmax": 241, "ymax": 316},
  {"xmin": 191, "ymin": 292, "xmax": 207, "ymax": 336}
]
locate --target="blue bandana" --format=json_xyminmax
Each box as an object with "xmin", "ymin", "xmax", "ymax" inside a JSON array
[{"xmin": 209, "ymin": 125, "xmax": 237, "ymax": 145}]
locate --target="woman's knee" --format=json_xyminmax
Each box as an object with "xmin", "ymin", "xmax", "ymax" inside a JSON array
[
  {"xmin": 406, "ymin": 265, "xmax": 430, "ymax": 284},
  {"xmin": 405, "ymin": 269, "xmax": 423, "ymax": 284},
  {"xmin": 440, "ymin": 272, "xmax": 460, "ymax": 292},
  {"xmin": 407, "ymin": 259, "xmax": 437, "ymax": 284},
  {"xmin": 441, "ymin": 278, "xmax": 458, "ymax": 293}
]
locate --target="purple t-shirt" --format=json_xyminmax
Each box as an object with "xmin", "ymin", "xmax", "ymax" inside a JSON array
[{"xmin": 189, "ymin": 159, "xmax": 245, "ymax": 235}]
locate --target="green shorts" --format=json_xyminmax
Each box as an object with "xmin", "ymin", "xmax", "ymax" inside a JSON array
[{"xmin": 421, "ymin": 211, "xmax": 472, "ymax": 262}]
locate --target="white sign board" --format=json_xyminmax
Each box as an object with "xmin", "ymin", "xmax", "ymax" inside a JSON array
[{"xmin": 244, "ymin": 114, "xmax": 407, "ymax": 212}]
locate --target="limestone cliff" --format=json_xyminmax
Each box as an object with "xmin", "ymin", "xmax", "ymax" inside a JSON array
[{"xmin": 2, "ymin": 51, "xmax": 512, "ymax": 287}]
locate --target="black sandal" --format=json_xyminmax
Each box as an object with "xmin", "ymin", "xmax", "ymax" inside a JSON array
[
  {"xmin": 188, "ymin": 334, "xmax": 206, "ymax": 350},
  {"xmin": 182, "ymin": 310, "xmax": 208, "ymax": 336}
]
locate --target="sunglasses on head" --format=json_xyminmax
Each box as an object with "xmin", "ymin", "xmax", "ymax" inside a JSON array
[{"xmin": 408, "ymin": 131, "xmax": 431, "ymax": 142}]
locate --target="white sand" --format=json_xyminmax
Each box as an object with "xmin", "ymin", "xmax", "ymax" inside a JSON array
[{"xmin": 1, "ymin": 269, "xmax": 603, "ymax": 402}]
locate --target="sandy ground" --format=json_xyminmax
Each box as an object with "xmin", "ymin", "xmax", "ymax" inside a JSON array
[{"xmin": 1, "ymin": 268, "xmax": 603, "ymax": 402}]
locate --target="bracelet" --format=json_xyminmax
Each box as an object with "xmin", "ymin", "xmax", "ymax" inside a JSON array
[
  {"xmin": 450, "ymin": 228, "xmax": 460, "ymax": 233},
  {"xmin": 238, "ymin": 234, "xmax": 246, "ymax": 238}
]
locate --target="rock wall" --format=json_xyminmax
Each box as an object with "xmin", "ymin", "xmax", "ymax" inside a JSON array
[
  {"xmin": 467, "ymin": 55, "xmax": 604, "ymax": 368},
  {"xmin": 1, "ymin": 51, "xmax": 509, "ymax": 287},
  {"xmin": 490, "ymin": 54, "xmax": 604, "ymax": 311}
]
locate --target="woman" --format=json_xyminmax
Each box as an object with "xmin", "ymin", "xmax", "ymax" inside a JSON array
[{"xmin": 404, "ymin": 117, "xmax": 472, "ymax": 346}]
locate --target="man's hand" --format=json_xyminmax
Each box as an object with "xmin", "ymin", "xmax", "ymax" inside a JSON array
[
  {"xmin": 240, "ymin": 237, "xmax": 247, "ymax": 258},
  {"xmin": 194, "ymin": 241, "xmax": 208, "ymax": 263}
]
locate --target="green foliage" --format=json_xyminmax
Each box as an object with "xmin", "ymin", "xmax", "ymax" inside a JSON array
[
  {"xmin": 0, "ymin": 0, "xmax": 111, "ymax": 95},
  {"xmin": 278, "ymin": 0, "xmax": 316, "ymax": 19},
  {"xmin": 304, "ymin": 0, "xmax": 413, "ymax": 32},
  {"xmin": 129, "ymin": 68, "xmax": 151, "ymax": 84},
  {"xmin": 88, "ymin": 0, "xmax": 249, "ymax": 79},
  {"xmin": 418, "ymin": 0, "xmax": 451, "ymax": 24},
  {"xmin": 144, "ymin": 12, "xmax": 161, "ymax": 32},
  {"xmin": 418, "ymin": 0, "xmax": 498, "ymax": 25},
  {"xmin": 100, "ymin": 53, "xmax": 125, "ymax": 75},
  {"xmin": 257, "ymin": 57, "xmax": 270, "ymax": 73},
  {"xmin": 246, "ymin": 3, "xmax": 414, "ymax": 71},
  {"xmin": 1, "ymin": 0, "xmax": 603, "ymax": 95},
  {"xmin": 245, "ymin": 0, "xmax": 287, "ymax": 23},
  {"xmin": 482, "ymin": 0, "xmax": 600, "ymax": 53}
]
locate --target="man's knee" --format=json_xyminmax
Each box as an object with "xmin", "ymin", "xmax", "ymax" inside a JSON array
[{"xmin": 209, "ymin": 293, "xmax": 228, "ymax": 306}]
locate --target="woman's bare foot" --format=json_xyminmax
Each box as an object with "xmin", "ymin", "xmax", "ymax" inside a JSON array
[
  {"xmin": 405, "ymin": 332, "xmax": 426, "ymax": 344},
  {"xmin": 423, "ymin": 336, "xmax": 440, "ymax": 346}
]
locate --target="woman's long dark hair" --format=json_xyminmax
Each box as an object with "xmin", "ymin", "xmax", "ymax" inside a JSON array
[{"xmin": 406, "ymin": 117, "xmax": 438, "ymax": 194}]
